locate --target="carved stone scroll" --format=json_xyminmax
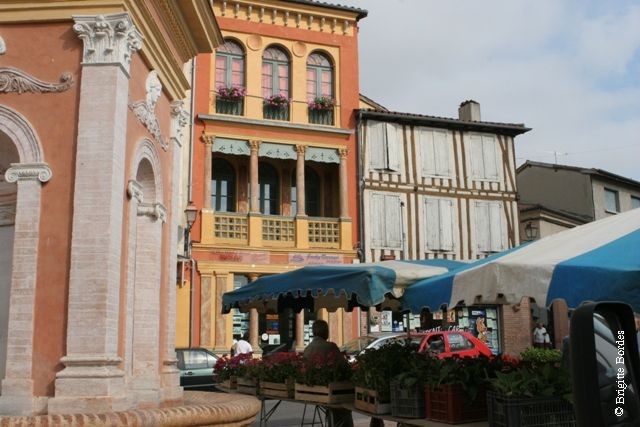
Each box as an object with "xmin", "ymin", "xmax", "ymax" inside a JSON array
[{"xmin": 0, "ymin": 67, "xmax": 73, "ymax": 94}]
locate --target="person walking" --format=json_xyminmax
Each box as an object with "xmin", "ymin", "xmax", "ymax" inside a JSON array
[
  {"xmin": 533, "ymin": 322, "xmax": 547, "ymax": 348},
  {"xmin": 303, "ymin": 320, "xmax": 354, "ymax": 427}
]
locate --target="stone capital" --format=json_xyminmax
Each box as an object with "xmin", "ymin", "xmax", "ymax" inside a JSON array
[
  {"xmin": 201, "ymin": 133, "xmax": 215, "ymax": 146},
  {"xmin": 249, "ymin": 140, "xmax": 261, "ymax": 151},
  {"xmin": 72, "ymin": 12, "xmax": 143, "ymax": 77},
  {"xmin": 338, "ymin": 148, "xmax": 349, "ymax": 159},
  {"xmin": 126, "ymin": 180, "xmax": 143, "ymax": 204},
  {"xmin": 5, "ymin": 162, "xmax": 52, "ymax": 183},
  {"xmin": 295, "ymin": 145, "xmax": 306, "ymax": 155}
]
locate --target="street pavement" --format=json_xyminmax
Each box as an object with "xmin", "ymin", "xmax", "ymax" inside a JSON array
[{"xmin": 251, "ymin": 399, "xmax": 376, "ymax": 426}]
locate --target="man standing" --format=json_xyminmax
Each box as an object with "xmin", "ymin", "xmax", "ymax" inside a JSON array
[
  {"xmin": 303, "ymin": 320, "xmax": 353, "ymax": 427},
  {"xmin": 532, "ymin": 322, "xmax": 547, "ymax": 348}
]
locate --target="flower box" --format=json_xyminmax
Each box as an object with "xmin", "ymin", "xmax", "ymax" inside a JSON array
[
  {"xmin": 354, "ymin": 386, "xmax": 390, "ymax": 415},
  {"xmin": 260, "ymin": 378, "xmax": 295, "ymax": 399},
  {"xmin": 295, "ymin": 381, "xmax": 355, "ymax": 404},
  {"xmin": 390, "ymin": 379, "xmax": 425, "ymax": 419},
  {"xmin": 222, "ymin": 375, "xmax": 238, "ymax": 390},
  {"xmin": 237, "ymin": 376, "xmax": 259, "ymax": 396},
  {"xmin": 215, "ymin": 99, "xmax": 243, "ymax": 115},
  {"xmin": 425, "ymin": 384, "xmax": 488, "ymax": 424},
  {"xmin": 308, "ymin": 108, "xmax": 333, "ymax": 125},
  {"xmin": 487, "ymin": 391, "xmax": 576, "ymax": 427}
]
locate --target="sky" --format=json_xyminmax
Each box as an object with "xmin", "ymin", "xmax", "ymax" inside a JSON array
[{"xmin": 348, "ymin": 0, "xmax": 640, "ymax": 181}]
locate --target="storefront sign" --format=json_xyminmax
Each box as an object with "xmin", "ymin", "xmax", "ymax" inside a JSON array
[{"xmin": 289, "ymin": 253, "xmax": 343, "ymax": 265}]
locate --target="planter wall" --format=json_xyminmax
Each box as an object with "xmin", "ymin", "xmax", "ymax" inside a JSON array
[
  {"xmin": 487, "ymin": 391, "xmax": 576, "ymax": 427},
  {"xmin": 425, "ymin": 384, "xmax": 488, "ymax": 424}
]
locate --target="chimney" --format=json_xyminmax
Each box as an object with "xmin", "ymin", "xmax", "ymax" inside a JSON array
[{"xmin": 458, "ymin": 100, "xmax": 481, "ymax": 121}]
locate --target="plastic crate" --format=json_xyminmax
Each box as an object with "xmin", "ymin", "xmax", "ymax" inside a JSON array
[
  {"xmin": 487, "ymin": 391, "xmax": 576, "ymax": 427},
  {"xmin": 425, "ymin": 384, "xmax": 488, "ymax": 424},
  {"xmin": 390, "ymin": 380, "xmax": 425, "ymax": 418}
]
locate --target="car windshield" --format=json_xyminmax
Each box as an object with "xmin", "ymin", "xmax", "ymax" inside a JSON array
[{"xmin": 341, "ymin": 336, "xmax": 378, "ymax": 354}]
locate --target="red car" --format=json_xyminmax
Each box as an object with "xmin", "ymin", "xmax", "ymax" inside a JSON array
[{"xmin": 417, "ymin": 331, "xmax": 493, "ymax": 358}]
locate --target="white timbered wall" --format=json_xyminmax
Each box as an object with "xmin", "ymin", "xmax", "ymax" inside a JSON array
[{"xmin": 362, "ymin": 120, "xmax": 520, "ymax": 262}]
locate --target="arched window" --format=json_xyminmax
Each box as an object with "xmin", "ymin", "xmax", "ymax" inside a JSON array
[
  {"xmin": 216, "ymin": 40, "xmax": 245, "ymax": 90},
  {"xmin": 259, "ymin": 162, "xmax": 279, "ymax": 215},
  {"xmin": 212, "ymin": 158, "xmax": 236, "ymax": 212},
  {"xmin": 306, "ymin": 52, "xmax": 333, "ymax": 101},
  {"xmin": 262, "ymin": 47, "xmax": 290, "ymax": 99},
  {"xmin": 290, "ymin": 166, "xmax": 321, "ymax": 217}
]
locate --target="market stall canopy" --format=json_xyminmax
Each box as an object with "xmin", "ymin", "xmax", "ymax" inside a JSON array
[
  {"xmin": 222, "ymin": 259, "xmax": 465, "ymax": 314},
  {"xmin": 401, "ymin": 208, "xmax": 640, "ymax": 313}
]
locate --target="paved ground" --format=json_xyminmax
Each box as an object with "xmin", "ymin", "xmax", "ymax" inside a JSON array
[{"xmin": 250, "ymin": 399, "xmax": 379, "ymax": 426}]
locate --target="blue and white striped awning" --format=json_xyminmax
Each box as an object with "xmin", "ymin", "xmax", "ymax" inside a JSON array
[
  {"xmin": 401, "ymin": 208, "xmax": 640, "ymax": 313},
  {"xmin": 222, "ymin": 259, "xmax": 464, "ymax": 314}
]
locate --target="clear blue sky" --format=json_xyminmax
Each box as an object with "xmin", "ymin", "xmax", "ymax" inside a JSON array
[{"xmin": 350, "ymin": 0, "xmax": 640, "ymax": 180}]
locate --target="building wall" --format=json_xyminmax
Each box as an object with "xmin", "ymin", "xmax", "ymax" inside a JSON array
[
  {"xmin": 591, "ymin": 178, "xmax": 640, "ymax": 220},
  {"xmin": 517, "ymin": 165, "xmax": 594, "ymax": 220},
  {"xmin": 360, "ymin": 119, "xmax": 521, "ymax": 262}
]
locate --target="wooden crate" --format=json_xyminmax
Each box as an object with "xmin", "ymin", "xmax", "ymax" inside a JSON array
[
  {"xmin": 354, "ymin": 386, "xmax": 391, "ymax": 415},
  {"xmin": 260, "ymin": 379, "xmax": 295, "ymax": 399},
  {"xmin": 221, "ymin": 376, "xmax": 237, "ymax": 390},
  {"xmin": 425, "ymin": 384, "xmax": 488, "ymax": 424},
  {"xmin": 295, "ymin": 381, "xmax": 355, "ymax": 404},
  {"xmin": 237, "ymin": 377, "xmax": 259, "ymax": 396}
]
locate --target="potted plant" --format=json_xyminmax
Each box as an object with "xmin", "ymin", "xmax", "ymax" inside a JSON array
[
  {"xmin": 259, "ymin": 352, "xmax": 303, "ymax": 398},
  {"xmin": 213, "ymin": 352, "xmax": 252, "ymax": 389},
  {"xmin": 307, "ymin": 96, "xmax": 335, "ymax": 125},
  {"xmin": 424, "ymin": 355, "xmax": 496, "ymax": 424},
  {"xmin": 215, "ymin": 85, "xmax": 245, "ymax": 115},
  {"xmin": 352, "ymin": 341, "xmax": 417, "ymax": 414},
  {"xmin": 488, "ymin": 349, "xmax": 575, "ymax": 426},
  {"xmin": 294, "ymin": 350, "xmax": 354, "ymax": 404},
  {"xmin": 263, "ymin": 93, "xmax": 290, "ymax": 120}
]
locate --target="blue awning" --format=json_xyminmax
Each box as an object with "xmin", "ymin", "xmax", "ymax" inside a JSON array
[
  {"xmin": 401, "ymin": 209, "xmax": 640, "ymax": 313},
  {"xmin": 222, "ymin": 259, "xmax": 465, "ymax": 314}
]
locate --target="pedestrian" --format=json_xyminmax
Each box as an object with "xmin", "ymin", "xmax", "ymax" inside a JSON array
[
  {"xmin": 303, "ymin": 320, "xmax": 354, "ymax": 427},
  {"xmin": 235, "ymin": 333, "xmax": 253, "ymax": 355},
  {"xmin": 532, "ymin": 322, "xmax": 547, "ymax": 348}
]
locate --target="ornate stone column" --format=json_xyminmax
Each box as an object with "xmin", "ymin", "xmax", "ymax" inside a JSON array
[
  {"xmin": 295, "ymin": 311, "xmax": 305, "ymax": 352},
  {"xmin": 249, "ymin": 140, "xmax": 260, "ymax": 213},
  {"xmin": 295, "ymin": 145, "xmax": 306, "ymax": 216},
  {"xmin": 48, "ymin": 13, "xmax": 142, "ymax": 414},
  {"xmin": 0, "ymin": 163, "xmax": 51, "ymax": 415},
  {"xmin": 338, "ymin": 148, "xmax": 349, "ymax": 219},
  {"xmin": 202, "ymin": 134, "xmax": 214, "ymax": 210}
]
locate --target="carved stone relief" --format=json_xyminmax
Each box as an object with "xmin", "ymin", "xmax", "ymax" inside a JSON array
[
  {"xmin": 129, "ymin": 71, "xmax": 168, "ymax": 150},
  {"xmin": 170, "ymin": 100, "xmax": 189, "ymax": 141},
  {"xmin": 0, "ymin": 67, "xmax": 73, "ymax": 94},
  {"xmin": 0, "ymin": 36, "xmax": 5, "ymax": 55}
]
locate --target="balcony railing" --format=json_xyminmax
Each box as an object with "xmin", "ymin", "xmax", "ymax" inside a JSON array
[
  {"xmin": 215, "ymin": 99, "xmax": 244, "ymax": 115},
  {"xmin": 213, "ymin": 213, "xmax": 249, "ymax": 242},
  {"xmin": 308, "ymin": 218, "xmax": 340, "ymax": 248},
  {"xmin": 263, "ymin": 105, "xmax": 289, "ymax": 121},
  {"xmin": 262, "ymin": 216, "xmax": 295, "ymax": 243},
  {"xmin": 308, "ymin": 108, "xmax": 334, "ymax": 125}
]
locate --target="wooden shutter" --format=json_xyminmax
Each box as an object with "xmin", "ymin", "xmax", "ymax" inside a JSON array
[
  {"xmin": 434, "ymin": 130, "xmax": 452, "ymax": 176},
  {"xmin": 424, "ymin": 197, "xmax": 440, "ymax": 250},
  {"xmin": 475, "ymin": 201, "xmax": 491, "ymax": 252},
  {"xmin": 439, "ymin": 199, "xmax": 455, "ymax": 251},
  {"xmin": 489, "ymin": 202, "xmax": 504, "ymax": 251},
  {"xmin": 369, "ymin": 121, "xmax": 386, "ymax": 170},
  {"xmin": 385, "ymin": 195, "xmax": 402, "ymax": 248},
  {"xmin": 482, "ymin": 136, "xmax": 500, "ymax": 181},
  {"xmin": 385, "ymin": 123, "xmax": 401, "ymax": 172},
  {"xmin": 420, "ymin": 129, "xmax": 436, "ymax": 176},
  {"xmin": 469, "ymin": 135, "xmax": 485, "ymax": 179},
  {"xmin": 370, "ymin": 193, "xmax": 385, "ymax": 247}
]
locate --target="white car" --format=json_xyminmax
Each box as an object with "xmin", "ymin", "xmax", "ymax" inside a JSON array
[{"xmin": 340, "ymin": 332, "xmax": 425, "ymax": 362}]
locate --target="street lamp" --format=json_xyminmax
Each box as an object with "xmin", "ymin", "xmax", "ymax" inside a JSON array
[
  {"xmin": 524, "ymin": 221, "xmax": 539, "ymax": 241},
  {"xmin": 184, "ymin": 202, "xmax": 198, "ymax": 257}
]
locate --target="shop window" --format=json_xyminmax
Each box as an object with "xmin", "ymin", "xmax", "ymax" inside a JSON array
[
  {"xmin": 212, "ymin": 158, "xmax": 236, "ymax": 212},
  {"xmin": 368, "ymin": 121, "xmax": 402, "ymax": 172},
  {"xmin": 232, "ymin": 275, "xmax": 249, "ymax": 340}
]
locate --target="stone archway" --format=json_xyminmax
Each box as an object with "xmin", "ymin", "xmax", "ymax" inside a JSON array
[
  {"xmin": 0, "ymin": 105, "xmax": 51, "ymax": 415},
  {"xmin": 125, "ymin": 139, "xmax": 166, "ymax": 407}
]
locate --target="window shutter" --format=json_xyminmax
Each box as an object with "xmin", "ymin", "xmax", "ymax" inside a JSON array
[
  {"xmin": 424, "ymin": 198, "xmax": 440, "ymax": 250},
  {"xmin": 385, "ymin": 195, "xmax": 402, "ymax": 248},
  {"xmin": 368, "ymin": 121, "xmax": 386, "ymax": 169},
  {"xmin": 433, "ymin": 130, "xmax": 451, "ymax": 176},
  {"xmin": 475, "ymin": 201, "xmax": 490, "ymax": 252},
  {"xmin": 420, "ymin": 129, "xmax": 436, "ymax": 177},
  {"xmin": 386, "ymin": 123, "xmax": 401, "ymax": 172},
  {"xmin": 370, "ymin": 194, "xmax": 385, "ymax": 247},
  {"xmin": 439, "ymin": 199, "xmax": 455, "ymax": 251},
  {"xmin": 482, "ymin": 136, "xmax": 500, "ymax": 181},
  {"xmin": 469, "ymin": 135, "xmax": 485, "ymax": 179},
  {"xmin": 489, "ymin": 202, "xmax": 504, "ymax": 251}
]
